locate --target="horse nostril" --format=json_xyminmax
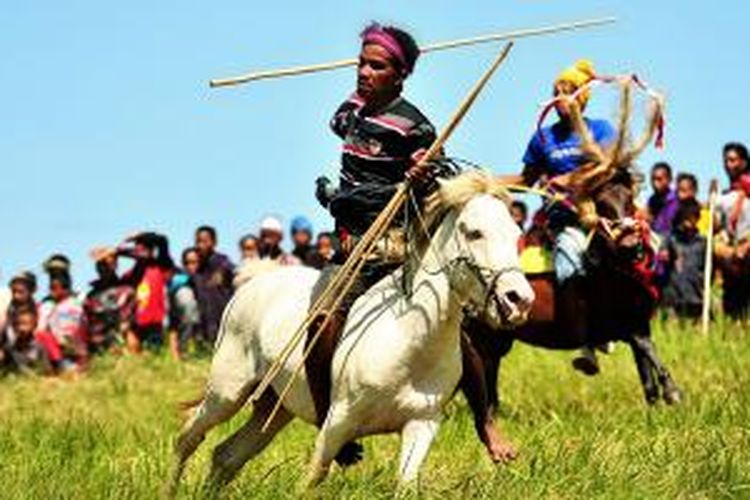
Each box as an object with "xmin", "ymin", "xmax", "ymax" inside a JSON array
[{"xmin": 505, "ymin": 291, "xmax": 522, "ymax": 305}]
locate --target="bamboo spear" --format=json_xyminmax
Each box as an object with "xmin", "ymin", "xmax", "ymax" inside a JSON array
[
  {"xmin": 701, "ymin": 179, "xmax": 718, "ymax": 335},
  {"xmin": 209, "ymin": 16, "xmax": 613, "ymax": 88},
  {"xmin": 257, "ymin": 43, "xmax": 514, "ymax": 431}
]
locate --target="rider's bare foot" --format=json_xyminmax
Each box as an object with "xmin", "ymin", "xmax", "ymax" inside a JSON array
[{"xmin": 483, "ymin": 423, "xmax": 518, "ymax": 463}]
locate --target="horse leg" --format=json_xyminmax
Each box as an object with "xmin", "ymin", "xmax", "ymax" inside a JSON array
[
  {"xmin": 168, "ymin": 320, "xmax": 260, "ymax": 497},
  {"xmin": 205, "ymin": 388, "xmax": 293, "ymax": 493},
  {"xmin": 168, "ymin": 388, "xmax": 253, "ymax": 497},
  {"xmin": 631, "ymin": 333, "xmax": 682, "ymax": 405},
  {"xmin": 628, "ymin": 340, "xmax": 659, "ymax": 405},
  {"xmin": 463, "ymin": 318, "xmax": 513, "ymax": 413},
  {"xmin": 305, "ymin": 408, "xmax": 356, "ymax": 488},
  {"xmin": 397, "ymin": 418, "xmax": 440, "ymax": 485},
  {"xmin": 485, "ymin": 336, "xmax": 514, "ymax": 414},
  {"xmin": 459, "ymin": 330, "xmax": 516, "ymax": 463}
]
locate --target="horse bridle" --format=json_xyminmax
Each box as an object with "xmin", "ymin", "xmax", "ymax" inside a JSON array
[
  {"xmin": 454, "ymin": 256, "xmax": 524, "ymax": 320},
  {"xmin": 406, "ymin": 187, "xmax": 523, "ymax": 321}
]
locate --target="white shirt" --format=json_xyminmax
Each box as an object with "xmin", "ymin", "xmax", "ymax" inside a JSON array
[
  {"xmin": 0, "ymin": 287, "xmax": 11, "ymax": 334},
  {"xmin": 717, "ymin": 190, "xmax": 750, "ymax": 243}
]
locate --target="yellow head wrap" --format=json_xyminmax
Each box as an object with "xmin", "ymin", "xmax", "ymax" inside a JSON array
[{"xmin": 555, "ymin": 59, "xmax": 596, "ymax": 106}]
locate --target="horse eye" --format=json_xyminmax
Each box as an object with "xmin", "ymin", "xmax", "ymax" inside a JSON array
[{"xmin": 465, "ymin": 229, "xmax": 483, "ymax": 241}]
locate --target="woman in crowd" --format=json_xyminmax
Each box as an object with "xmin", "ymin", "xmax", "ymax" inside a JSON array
[
  {"xmin": 117, "ymin": 232, "xmax": 175, "ymax": 352},
  {"xmin": 83, "ymin": 251, "xmax": 135, "ymax": 354},
  {"xmin": 238, "ymin": 234, "xmax": 260, "ymax": 262}
]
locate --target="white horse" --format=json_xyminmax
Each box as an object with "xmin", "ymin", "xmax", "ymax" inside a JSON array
[{"xmin": 169, "ymin": 171, "xmax": 534, "ymax": 494}]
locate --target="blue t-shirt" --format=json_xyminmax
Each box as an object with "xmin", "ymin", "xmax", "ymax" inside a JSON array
[{"xmin": 522, "ymin": 118, "xmax": 616, "ymax": 177}]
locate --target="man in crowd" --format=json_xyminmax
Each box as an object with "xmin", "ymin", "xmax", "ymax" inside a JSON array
[
  {"xmin": 714, "ymin": 142, "xmax": 750, "ymax": 321},
  {"xmin": 290, "ymin": 216, "xmax": 318, "ymax": 267},
  {"xmin": 647, "ymin": 162, "xmax": 679, "ymax": 237},
  {"xmin": 193, "ymin": 225, "xmax": 234, "ymax": 345},
  {"xmin": 258, "ymin": 217, "xmax": 297, "ymax": 265}
]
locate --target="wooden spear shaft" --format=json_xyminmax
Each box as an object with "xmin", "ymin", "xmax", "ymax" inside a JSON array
[
  {"xmin": 209, "ymin": 17, "xmax": 613, "ymax": 88},
  {"xmin": 258, "ymin": 43, "xmax": 514, "ymax": 430},
  {"xmin": 702, "ymin": 179, "xmax": 718, "ymax": 335}
]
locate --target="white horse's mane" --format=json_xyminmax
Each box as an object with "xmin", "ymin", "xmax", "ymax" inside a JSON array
[
  {"xmin": 426, "ymin": 169, "xmax": 511, "ymax": 217},
  {"xmin": 412, "ymin": 169, "xmax": 511, "ymax": 253}
]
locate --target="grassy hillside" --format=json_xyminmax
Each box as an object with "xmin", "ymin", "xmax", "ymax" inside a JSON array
[{"xmin": 1, "ymin": 320, "xmax": 748, "ymax": 499}]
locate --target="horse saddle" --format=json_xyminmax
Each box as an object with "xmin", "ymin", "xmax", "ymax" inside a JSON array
[{"xmin": 520, "ymin": 244, "xmax": 556, "ymax": 323}]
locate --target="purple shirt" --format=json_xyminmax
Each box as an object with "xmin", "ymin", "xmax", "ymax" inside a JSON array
[
  {"xmin": 193, "ymin": 252, "xmax": 234, "ymax": 342},
  {"xmin": 648, "ymin": 189, "xmax": 679, "ymax": 236}
]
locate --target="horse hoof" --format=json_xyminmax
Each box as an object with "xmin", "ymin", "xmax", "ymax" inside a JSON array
[
  {"xmin": 663, "ymin": 387, "xmax": 683, "ymax": 405},
  {"xmin": 572, "ymin": 356, "xmax": 600, "ymax": 376},
  {"xmin": 645, "ymin": 393, "xmax": 659, "ymax": 406},
  {"xmin": 334, "ymin": 441, "xmax": 364, "ymax": 467}
]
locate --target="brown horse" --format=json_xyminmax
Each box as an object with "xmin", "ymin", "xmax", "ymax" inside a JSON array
[{"xmin": 466, "ymin": 79, "xmax": 681, "ymax": 415}]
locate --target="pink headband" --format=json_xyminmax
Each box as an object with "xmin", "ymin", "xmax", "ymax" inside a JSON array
[{"xmin": 361, "ymin": 26, "xmax": 412, "ymax": 75}]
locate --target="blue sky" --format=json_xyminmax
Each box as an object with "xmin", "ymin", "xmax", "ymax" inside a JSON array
[{"xmin": 2, "ymin": 1, "xmax": 748, "ymax": 287}]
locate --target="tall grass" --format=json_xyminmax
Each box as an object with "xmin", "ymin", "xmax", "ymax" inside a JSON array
[{"xmin": 1, "ymin": 321, "xmax": 748, "ymax": 499}]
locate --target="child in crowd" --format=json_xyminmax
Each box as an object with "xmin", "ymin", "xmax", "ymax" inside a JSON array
[
  {"xmin": 6, "ymin": 271, "xmax": 37, "ymax": 327},
  {"xmin": 648, "ymin": 162, "xmax": 679, "ymax": 237},
  {"xmin": 658, "ymin": 199, "xmax": 707, "ymax": 322},
  {"xmin": 510, "ymin": 200, "xmax": 529, "ymax": 231},
  {"xmin": 675, "ymin": 172, "xmax": 711, "ymax": 236},
  {"xmin": 167, "ymin": 248, "xmax": 202, "ymax": 361},
  {"xmin": 37, "ymin": 256, "xmax": 88, "ymax": 373},
  {"xmin": 0, "ymin": 304, "xmax": 51, "ymax": 376}
]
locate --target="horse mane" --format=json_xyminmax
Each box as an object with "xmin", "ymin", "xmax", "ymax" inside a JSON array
[{"xmin": 409, "ymin": 169, "xmax": 511, "ymax": 255}]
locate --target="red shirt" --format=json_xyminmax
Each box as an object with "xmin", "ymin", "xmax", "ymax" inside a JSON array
[{"xmin": 134, "ymin": 266, "xmax": 167, "ymax": 326}]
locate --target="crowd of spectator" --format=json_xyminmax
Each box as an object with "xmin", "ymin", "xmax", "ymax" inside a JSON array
[
  {"xmin": 0, "ymin": 216, "xmax": 338, "ymax": 377},
  {"xmin": 1, "ymin": 141, "xmax": 748, "ymax": 379},
  {"xmin": 643, "ymin": 143, "xmax": 750, "ymax": 324}
]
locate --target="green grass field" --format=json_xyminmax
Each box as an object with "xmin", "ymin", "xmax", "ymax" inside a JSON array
[{"xmin": 1, "ymin": 320, "xmax": 749, "ymax": 499}]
